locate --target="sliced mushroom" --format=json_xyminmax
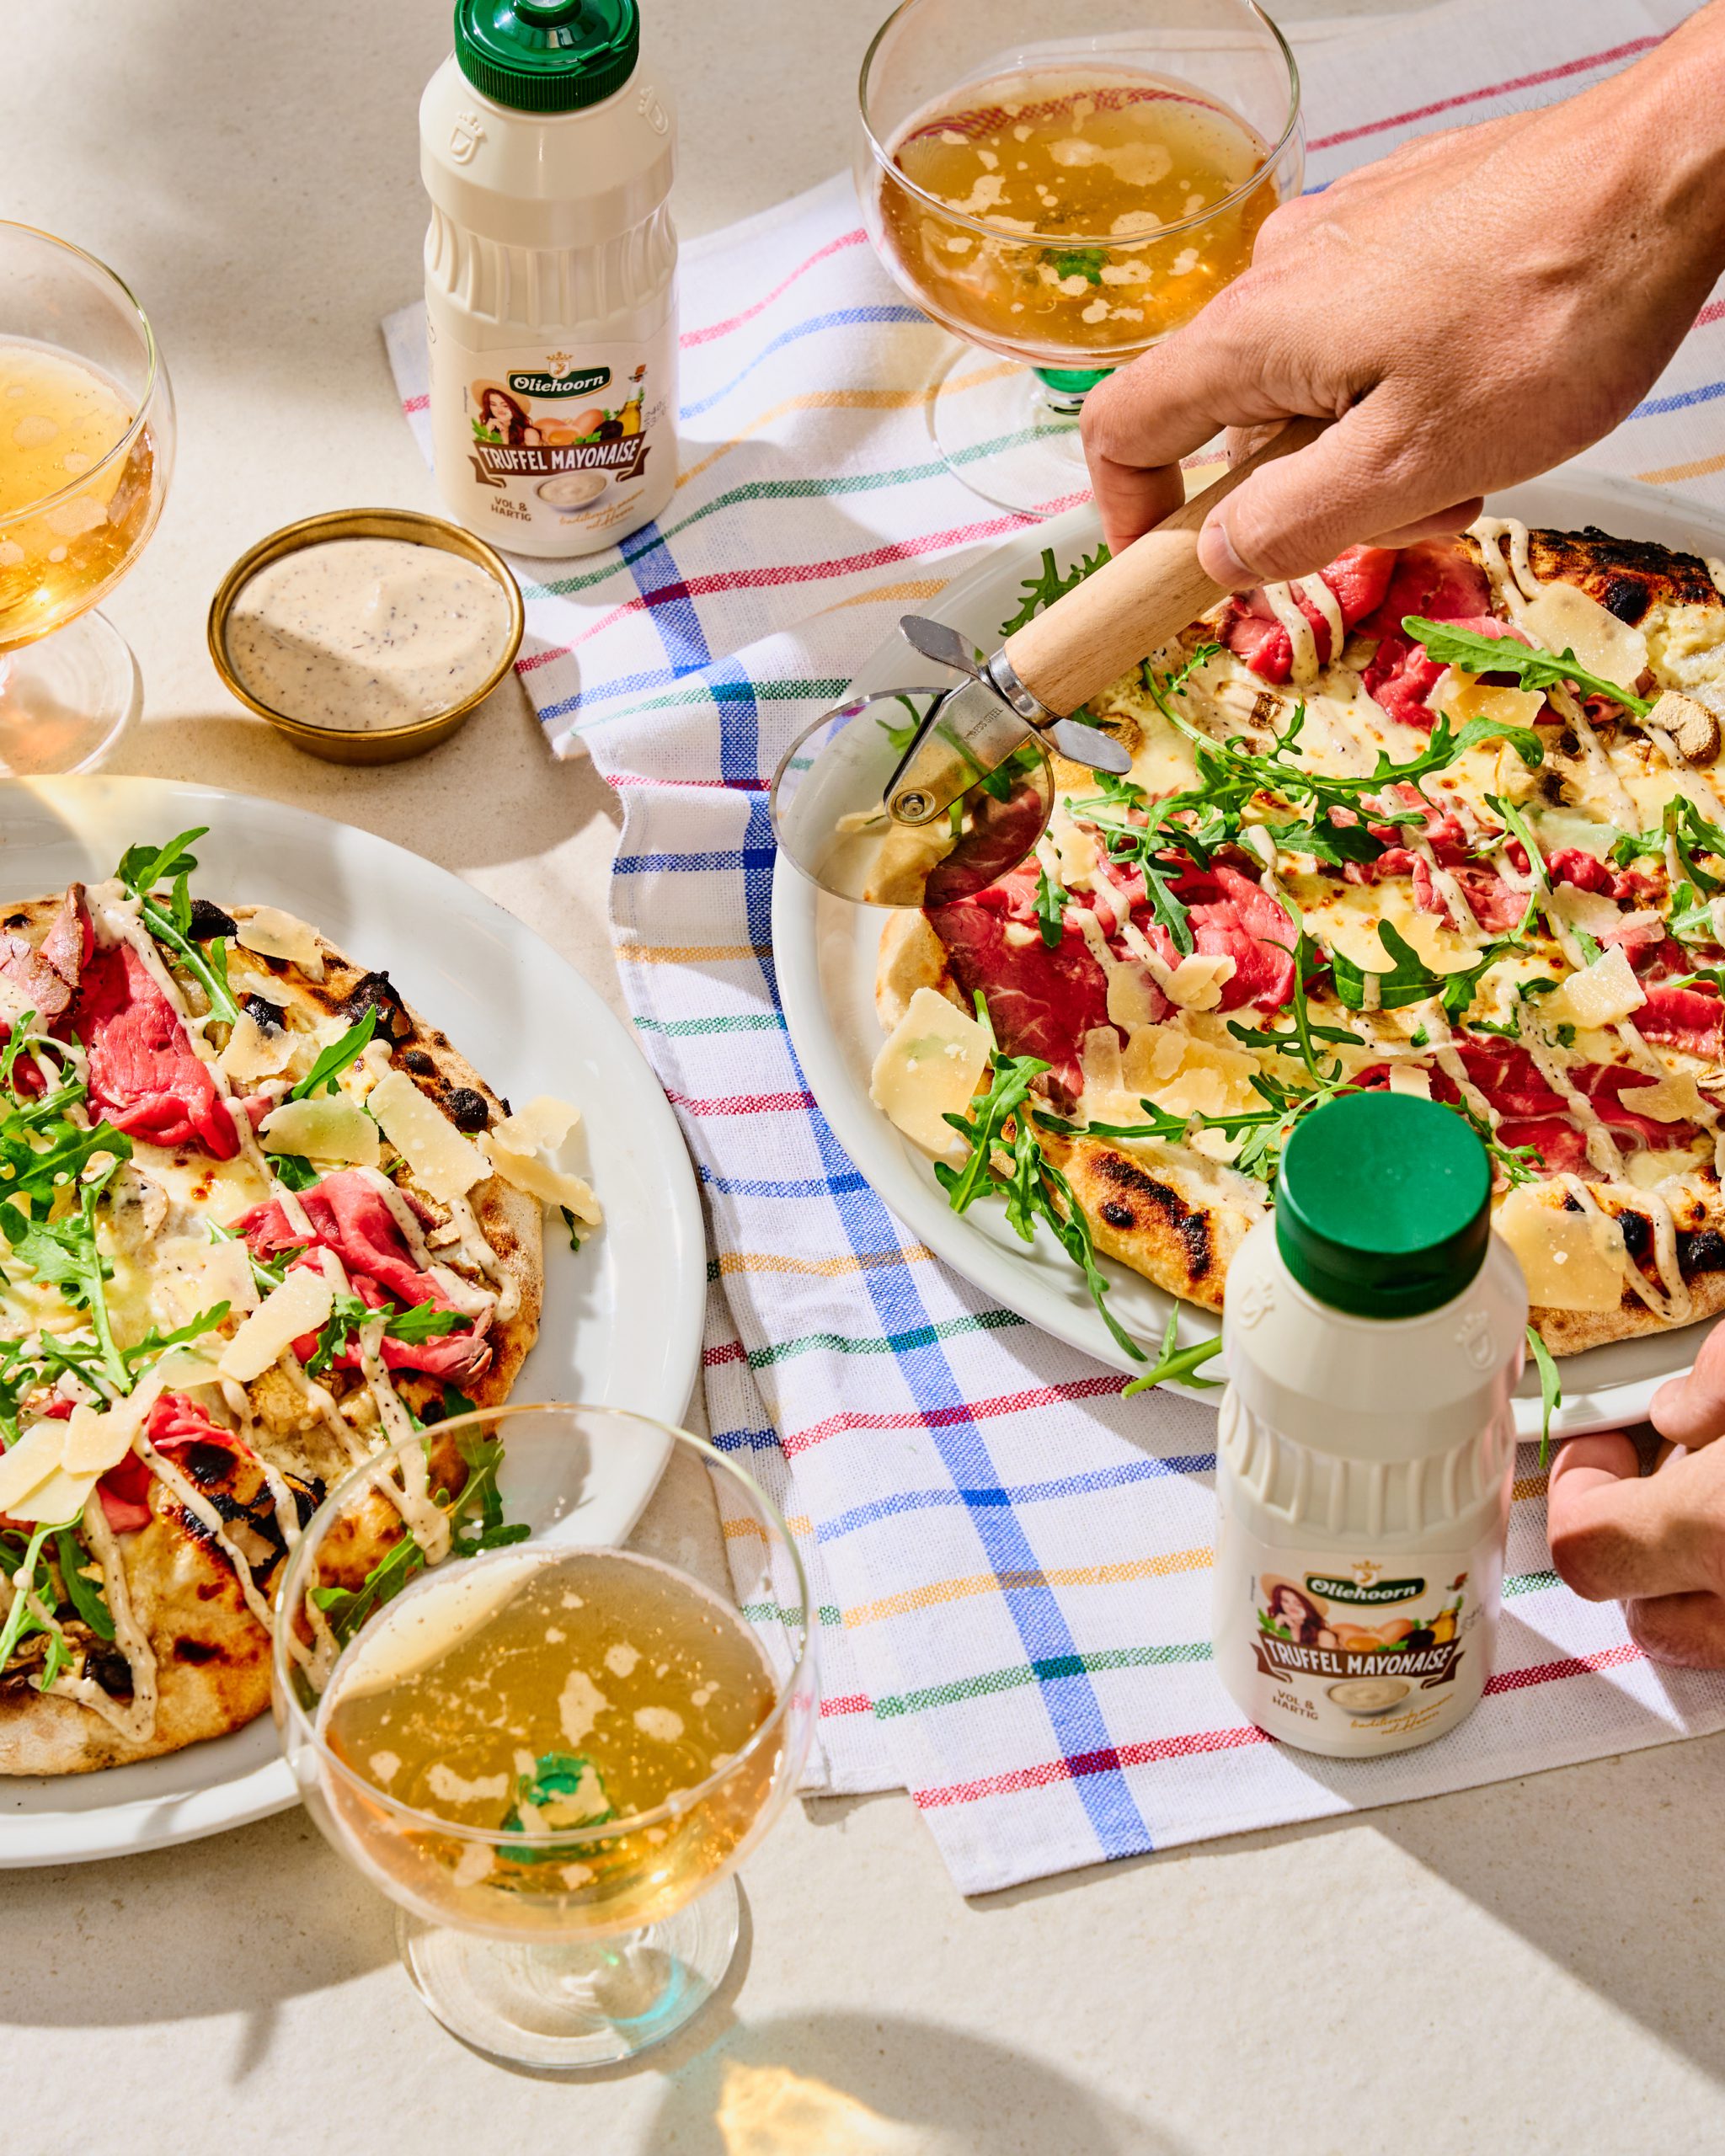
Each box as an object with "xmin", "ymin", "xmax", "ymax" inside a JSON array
[{"xmin": 1648, "ymin": 688, "xmax": 1722, "ymax": 764}]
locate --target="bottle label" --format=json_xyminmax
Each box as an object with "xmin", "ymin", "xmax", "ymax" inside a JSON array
[
  {"xmin": 428, "ymin": 320, "xmax": 676, "ymax": 549},
  {"xmin": 1216, "ymin": 1513, "xmax": 1497, "ymax": 1747}
]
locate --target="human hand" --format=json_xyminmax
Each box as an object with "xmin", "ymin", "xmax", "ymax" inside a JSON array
[
  {"xmin": 1080, "ymin": 5, "xmax": 1725, "ymax": 582},
  {"xmin": 1546, "ymin": 1321, "xmax": 1725, "ymax": 1667}
]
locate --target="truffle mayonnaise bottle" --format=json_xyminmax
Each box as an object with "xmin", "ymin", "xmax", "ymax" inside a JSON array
[
  {"xmin": 1213, "ymin": 1091, "xmax": 1529, "ymax": 1758},
  {"xmin": 420, "ymin": 0, "xmax": 676, "ymax": 558}
]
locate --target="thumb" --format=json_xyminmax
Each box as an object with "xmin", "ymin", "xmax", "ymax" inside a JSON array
[
  {"xmin": 1197, "ymin": 396, "xmax": 1480, "ymax": 587},
  {"xmin": 1652, "ymin": 1313, "xmax": 1725, "ymax": 1449}
]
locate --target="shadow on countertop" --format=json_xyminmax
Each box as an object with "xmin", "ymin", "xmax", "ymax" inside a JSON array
[{"xmin": 645, "ymin": 2009, "xmax": 1185, "ymax": 2154}]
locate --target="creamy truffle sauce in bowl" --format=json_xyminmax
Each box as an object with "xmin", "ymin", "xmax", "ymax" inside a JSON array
[{"xmin": 208, "ymin": 509, "xmax": 522, "ymax": 764}]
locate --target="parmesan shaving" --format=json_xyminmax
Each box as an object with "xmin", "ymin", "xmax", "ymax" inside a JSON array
[
  {"xmin": 368, "ymin": 1069, "xmax": 488, "ymax": 1203},
  {"xmin": 219, "ymin": 1267, "xmax": 335, "ymax": 1383},
  {"xmin": 236, "ymin": 905, "xmax": 326, "ymax": 980}
]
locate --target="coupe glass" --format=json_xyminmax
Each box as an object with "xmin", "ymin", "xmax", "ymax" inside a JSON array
[
  {"xmin": 0, "ymin": 222, "xmax": 175, "ymax": 773},
  {"xmin": 857, "ymin": 0, "xmax": 1302, "ymax": 515},
  {"xmin": 273, "ymin": 1404, "xmax": 818, "ymax": 2070}
]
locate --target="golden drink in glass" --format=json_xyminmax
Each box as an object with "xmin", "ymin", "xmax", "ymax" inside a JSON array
[
  {"xmin": 857, "ymin": 0, "xmax": 1303, "ymax": 515},
  {"xmin": 275, "ymin": 1404, "xmax": 818, "ymax": 2069},
  {"xmin": 0, "ymin": 225, "xmax": 174, "ymax": 771}
]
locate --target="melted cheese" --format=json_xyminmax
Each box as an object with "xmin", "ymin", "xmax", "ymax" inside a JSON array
[
  {"xmin": 219, "ymin": 1267, "xmax": 334, "ymax": 1383},
  {"xmin": 153, "ymin": 1235, "xmax": 259, "ymax": 1327},
  {"xmin": 368, "ymin": 1069, "xmax": 488, "ymax": 1203},
  {"xmin": 1118, "ymin": 1027, "xmax": 1261, "ymax": 1119}
]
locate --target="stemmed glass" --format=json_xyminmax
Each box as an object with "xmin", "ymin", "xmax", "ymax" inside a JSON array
[
  {"xmin": 857, "ymin": 0, "xmax": 1303, "ymax": 516},
  {"xmin": 273, "ymin": 1403, "xmax": 818, "ymax": 2069},
  {"xmin": 0, "ymin": 221, "xmax": 175, "ymax": 773}
]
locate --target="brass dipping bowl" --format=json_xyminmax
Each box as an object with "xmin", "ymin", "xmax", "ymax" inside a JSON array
[{"xmin": 206, "ymin": 508, "xmax": 524, "ymax": 766}]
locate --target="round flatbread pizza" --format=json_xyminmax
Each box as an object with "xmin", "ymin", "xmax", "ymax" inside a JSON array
[
  {"xmin": 0, "ymin": 830, "xmax": 600, "ymax": 1774},
  {"xmin": 869, "ymin": 516, "xmax": 1725, "ymax": 1377}
]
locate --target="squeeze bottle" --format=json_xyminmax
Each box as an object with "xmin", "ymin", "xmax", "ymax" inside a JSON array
[
  {"xmin": 1212, "ymin": 1091, "xmax": 1529, "ymax": 1758},
  {"xmin": 420, "ymin": 0, "xmax": 677, "ymax": 558}
]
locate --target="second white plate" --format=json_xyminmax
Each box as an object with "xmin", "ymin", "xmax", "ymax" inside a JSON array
[
  {"xmin": 0, "ymin": 776, "xmax": 705, "ymax": 1865},
  {"xmin": 775, "ymin": 468, "xmax": 1725, "ymax": 1442}
]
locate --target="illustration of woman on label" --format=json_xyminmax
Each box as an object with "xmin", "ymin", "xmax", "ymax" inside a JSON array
[
  {"xmin": 1259, "ymin": 1577, "xmax": 1338, "ymax": 1649},
  {"xmin": 473, "ymin": 382, "xmax": 542, "ymax": 448}
]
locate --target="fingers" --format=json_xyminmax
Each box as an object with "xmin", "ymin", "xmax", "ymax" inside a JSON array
[
  {"xmin": 1366, "ymin": 499, "xmax": 1487, "ymax": 548},
  {"xmin": 1546, "ymin": 1432, "xmax": 1725, "ymax": 1602},
  {"xmin": 1651, "ymin": 1314, "xmax": 1725, "ymax": 1446},
  {"xmin": 1623, "ymin": 1587, "xmax": 1725, "ymax": 1668},
  {"xmin": 1195, "ymin": 395, "xmax": 1474, "ymax": 586},
  {"xmin": 1081, "ymin": 305, "xmax": 1316, "ymax": 555},
  {"xmin": 1084, "ymin": 453, "xmax": 1188, "ymax": 560}
]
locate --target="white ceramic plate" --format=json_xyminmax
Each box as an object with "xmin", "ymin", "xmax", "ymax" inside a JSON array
[
  {"xmin": 775, "ymin": 470, "xmax": 1725, "ymax": 1443},
  {"xmin": 0, "ymin": 776, "xmax": 703, "ymax": 1865}
]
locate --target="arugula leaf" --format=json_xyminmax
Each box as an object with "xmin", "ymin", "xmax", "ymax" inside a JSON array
[
  {"xmin": 1042, "ymin": 246, "xmax": 1106, "ymax": 286},
  {"xmin": 1611, "ymin": 794, "xmax": 1725, "ymax": 896},
  {"xmin": 0, "ymin": 1522, "xmax": 62, "ymax": 1675},
  {"xmin": 114, "ymin": 828, "xmax": 239, "ymax": 1027},
  {"xmin": 288, "ymin": 1010, "xmax": 377, "ymax": 1102},
  {"xmin": 387, "ymin": 1303, "xmax": 473, "ymax": 1346},
  {"xmin": 875, "ymin": 691, "xmax": 927, "ymax": 759},
  {"xmin": 121, "ymin": 1304, "xmax": 232, "ymax": 1379},
  {"xmin": 998, "ymin": 543, "xmax": 1110, "ymax": 638},
  {"xmin": 1265, "ymin": 810, "xmax": 1386, "ymax": 867},
  {"xmin": 1, "ymin": 1177, "xmax": 130, "ymax": 1394},
  {"xmin": 0, "ymin": 1011, "xmax": 38, "ymax": 1102},
  {"xmin": 1526, "ymin": 1324, "xmax": 1562, "ymax": 1466},
  {"xmin": 1122, "ymin": 1305, "xmax": 1225, "ymax": 1396},
  {"xmin": 1330, "ymin": 920, "xmax": 1451, "ymax": 1013},
  {"xmin": 1150, "ymin": 666, "xmax": 1544, "ymax": 819},
  {"xmin": 307, "ymin": 1431, "xmax": 527, "ymax": 1648},
  {"xmin": 53, "ymin": 1529, "xmax": 115, "ymax": 1641},
  {"xmin": 1665, "ymin": 880, "xmax": 1722, "ymax": 947},
  {"xmin": 1403, "ymin": 616, "xmax": 1651, "ymax": 718},
  {"xmin": 304, "ymin": 1292, "xmax": 372, "ymax": 1377},
  {"xmin": 937, "ymin": 1052, "xmax": 1145, "ymax": 1361},
  {"xmin": 270, "ymin": 1153, "xmax": 321, "ymax": 1193},
  {"xmin": 448, "ymin": 1431, "xmax": 531, "ymax": 1560},
  {"xmin": 0, "ymin": 1093, "xmax": 131, "ymax": 1225},
  {"xmin": 1033, "ymin": 862, "xmax": 1070, "ymax": 949},
  {"xmin": 558, "ymin": 1206, "xmax": 583, "ymax": 1253},
  {"xmin": 1485, "ymin": 792, "xmax": 1549, "ymax": 891}
]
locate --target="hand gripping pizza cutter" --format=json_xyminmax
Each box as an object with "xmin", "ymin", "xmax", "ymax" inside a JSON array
[{"xmin": 769, "ymin": 419, "xmax": 1327, "ymax": 908}]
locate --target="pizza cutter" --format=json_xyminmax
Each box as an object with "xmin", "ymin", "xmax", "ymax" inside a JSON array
[{"xmin": 769, "ymin": 418, "xmax": 1328, "ymax": 907}]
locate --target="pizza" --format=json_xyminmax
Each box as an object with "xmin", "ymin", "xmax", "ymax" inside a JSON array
[
  {"xmin": 869, "ymin": 515, "xmax": 1725, "ymax": 1372},
  {"xmin": 0, "ymin": 830, "xmax": 601, "ymax": 1774}
]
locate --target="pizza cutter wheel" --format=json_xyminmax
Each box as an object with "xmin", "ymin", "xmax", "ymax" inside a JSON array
[{"xmin": 769, "ymin": 418, "xmax": 1328, "ymax": 907}]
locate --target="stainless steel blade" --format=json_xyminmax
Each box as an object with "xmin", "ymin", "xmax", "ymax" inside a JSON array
[
  {"xmin": 898, "ymin": 615, "xmax": 985, "ymax": 683},
  {"xmin": 1049, "ymin": 718, "xmax": 1132, "ymax": 775}
]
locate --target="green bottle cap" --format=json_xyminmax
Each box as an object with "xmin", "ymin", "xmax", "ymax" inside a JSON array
[
  {"xmin": 1275, "ymin": 1091, "xmax": 1491, "ymax": 1320},
  {"xmin": 454, "ymin": 0, "xmax": 639, "ymax": 114}
]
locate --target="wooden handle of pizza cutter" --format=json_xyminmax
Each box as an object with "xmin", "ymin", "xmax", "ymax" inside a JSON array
[{"xmin": 999, "ymin": 415, "xmax": 1334, "ymax": 718}]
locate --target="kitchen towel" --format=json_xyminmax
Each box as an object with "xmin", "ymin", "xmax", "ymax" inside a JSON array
[{"xmin": 387, "ymin": 0, "xmax": 1725, "ymax": 1894}]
